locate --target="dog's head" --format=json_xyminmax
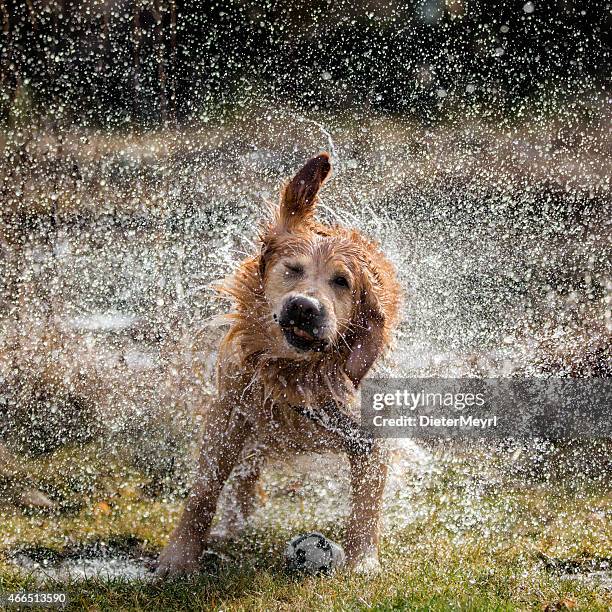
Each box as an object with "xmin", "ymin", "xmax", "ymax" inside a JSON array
[{"xmin": 253, "ymin": 153, "xmax": 396, "ymax": 385}]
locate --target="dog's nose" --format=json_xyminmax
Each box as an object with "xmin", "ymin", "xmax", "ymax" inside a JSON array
[{"xmin": 280, "ymin": 295, "xmax": 325, "ymax": 330}]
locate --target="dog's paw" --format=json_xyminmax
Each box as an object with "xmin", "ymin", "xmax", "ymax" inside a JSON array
[
  {"xmin": 347, "ymin": 549, "xmax": 381, "ymax": 575},
  {"xmin": 155, "ymin": 539, "xmax": 203, "ymax": 580},
  {"xmin": 350, "ymin": 554, "xmax": 381, "ymax": 575}
]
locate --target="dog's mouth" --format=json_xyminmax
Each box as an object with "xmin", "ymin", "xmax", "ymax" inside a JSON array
[{"xmin": 281, "ymin": 324, "xmax": 327, "ymax": 352}]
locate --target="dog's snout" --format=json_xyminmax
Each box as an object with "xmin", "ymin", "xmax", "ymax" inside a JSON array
[
  {"xmin": 280, "ymin": 294, "xmax": 328, "ymax": 335},
  {"xmin": 282, "ymin": 295, "xmax": 324, "ymax": 325},
  {"xmin": 279, "ymin": 295, "xmax": 328, "ymax": 350},
  {"xmin": 286, "ymin": 295, "xmax": 323, "ymax": 323}
]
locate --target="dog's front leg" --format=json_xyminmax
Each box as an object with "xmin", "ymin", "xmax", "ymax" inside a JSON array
[
  {"xmin": 156, "ymin": 400, "xmax": 251, "ymax": 578},
  {"xmin": 209, "ymin": 444, "xmax": 266, "ymax": 541},
  {"xmin": 345, "ymin": 442, "xmax": 388, "ymax": 574}
]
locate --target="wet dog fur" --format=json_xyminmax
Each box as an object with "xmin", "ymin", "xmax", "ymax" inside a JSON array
[{"xmin": 156, "ymin": 152, "xmax": 401, "ymax": 577}]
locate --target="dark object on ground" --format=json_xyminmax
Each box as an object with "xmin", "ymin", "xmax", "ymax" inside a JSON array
[{"xmin": 285, "ymin": 532, "xmax": 346, "ymax": 575}]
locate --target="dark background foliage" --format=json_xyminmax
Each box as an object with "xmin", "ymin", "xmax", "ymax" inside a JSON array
[{"xmin": 1, "ymin": 0, "xmax": 610, "ymax": 126}]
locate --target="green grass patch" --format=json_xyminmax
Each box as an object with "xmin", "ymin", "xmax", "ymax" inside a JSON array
[{"xmin": 0, "ymin": 445, "xmax": 610, "ymax": 611}]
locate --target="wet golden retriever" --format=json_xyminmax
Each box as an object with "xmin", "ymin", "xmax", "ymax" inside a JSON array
[{"xmin": 157, "ymin": 152, "xmax": 401, "ymax": 577}]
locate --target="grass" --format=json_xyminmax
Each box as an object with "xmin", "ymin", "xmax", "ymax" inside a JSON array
[{"xmin": 0, "ymin": 444, "xmax": 610, "ymax": 611}]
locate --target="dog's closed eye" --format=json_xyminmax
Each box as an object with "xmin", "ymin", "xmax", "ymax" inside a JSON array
[{"xmin": 284, "ymin": 263, "xmax": 304, "ymax": 276}]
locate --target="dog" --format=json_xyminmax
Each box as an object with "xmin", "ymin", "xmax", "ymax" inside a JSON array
[{"xmin": 156, "ymin": 152, "xmax": 401, "ymax": 577}]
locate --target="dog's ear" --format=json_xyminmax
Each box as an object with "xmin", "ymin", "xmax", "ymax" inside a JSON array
[
  {"xmin": 278, "ymin": 152, "xmax": 331, "ymax": 230},
  {"xmin": 259, "ymin": 153, "xmax": 331, "ymax": 279},
  {"xmin": 345, "ymin": 270, "xmax": 387, "ymax": 387}
]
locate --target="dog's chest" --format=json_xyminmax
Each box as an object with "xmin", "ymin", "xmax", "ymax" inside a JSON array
[{"xmin": 243, "ymin": 394, "xmax": 345, "ymax": 454}]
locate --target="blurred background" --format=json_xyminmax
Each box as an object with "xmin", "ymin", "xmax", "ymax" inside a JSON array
[
  {"xmin": 0, "ymin": 1, "xmax": 610, "ymax": 586},
  {"xmin": 1, "ymin": 0, "xmax": 610, "ymax": 126}
]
